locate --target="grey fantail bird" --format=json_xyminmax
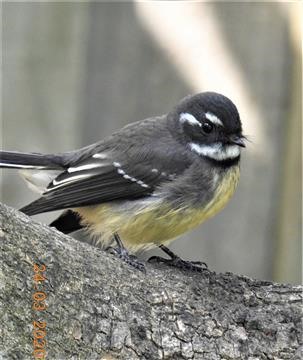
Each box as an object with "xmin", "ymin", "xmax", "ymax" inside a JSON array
[{"xmin": 0, "ymin": 92, "xmax": 246, "ymax": 272}]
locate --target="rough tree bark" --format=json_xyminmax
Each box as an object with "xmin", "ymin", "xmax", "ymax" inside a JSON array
[{"xmin": 0, "ymin": 203, "xmax": 302, "ymax": 360}]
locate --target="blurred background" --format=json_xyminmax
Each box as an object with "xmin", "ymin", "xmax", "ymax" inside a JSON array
[{"xmin": 1, "ymin": 2, "xmax": 301, "ymax": 284}]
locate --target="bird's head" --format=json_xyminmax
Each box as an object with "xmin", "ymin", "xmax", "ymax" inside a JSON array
[{"xmin": 172, "ymin": 92, "xmax": 246, "ymax": 162}]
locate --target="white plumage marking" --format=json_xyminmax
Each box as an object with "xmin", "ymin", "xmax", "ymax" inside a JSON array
[
  {"xmin": 92, "ymin": 153, "xmax": 107, "ymax": 159},
  {"xmin": 0, "ymin": 163, "xmax": 45, "ymax": 169},
  {"xmin": 151, "ymin": 168, "xmax": 159, "ymax": 173},
  {"xmin": 205, "ymin": 112, "xmax": 223, "ymax": 126},
  {"xmin": 113, "ymin": 162, "xmax": 121, "ymax": 168},
  {"xmin": 114, "ymin": 164, "xmax": 150, "ymax": 189},
  {"xmin": 135, "ymin": 180, "xmax": 149, "ymax": 188},
  {"xmin": 117, "ymin": 168, "xmax": 125, "ymax": 175},
  {"xmin": 67, "ymin": 163, "xmax": 105, "ymax": 173},
  {"xmin": 190, "ymin": 143, "xmax": 240, "ymax": 160},
  {"xmin": 52, "ymin": 173, "xmax": 91, "ymax": 186},
  {"xmin": 179, "ymin": 113, "xmax": 201, "ymax": 127}
]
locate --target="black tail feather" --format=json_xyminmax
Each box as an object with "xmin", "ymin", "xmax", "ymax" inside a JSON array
[
  {"xmin": 0, "ymin": 151, "xmax": 64, "ymax": 169},
  {"xmin": 49, "ymin": 210, "xmax": 84, "ymax": 234},
  {"xmin": 19, "ymin": 199, "xmax": 49, "ymax": 216}
]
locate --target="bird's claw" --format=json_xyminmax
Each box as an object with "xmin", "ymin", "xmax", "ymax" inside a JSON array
[
  {"xmin": 148, "ymin": 255, "xmax": 208, "ymax": 272},
  {"xmin": 107, "ymin": 246, "xmax": 146, "ymax": 273}
]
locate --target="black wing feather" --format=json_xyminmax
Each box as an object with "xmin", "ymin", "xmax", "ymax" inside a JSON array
[
  {"xmin": 20, "ymin": 117, "xmax": 193, "ymax": 216},
  {"xmin": 20, "ymin": 163, "xmax": 162, "ymax": 215}
]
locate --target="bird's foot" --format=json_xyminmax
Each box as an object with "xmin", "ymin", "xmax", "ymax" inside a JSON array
[
  {"xmin": 148, "ymin": 255, "xmax": 207, "ymax": 272},
  {"xmin": 107, "ymin": 246, "xmax": 146, "ymax": 273},
  {"xmin": 148, "ymin": 245, "xmax": 208, "ymax": 272}
]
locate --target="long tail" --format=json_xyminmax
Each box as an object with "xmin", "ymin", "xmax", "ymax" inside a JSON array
[
  {"xmin": 1, "ymin": 150, "xmax": 66, "ymax": 195},
  {"xmin": 0, "ymin": 151, "xmax": 64, "ymax": 170}
]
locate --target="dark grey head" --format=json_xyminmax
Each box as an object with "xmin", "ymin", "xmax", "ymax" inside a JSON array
[{"xmin": 171, "ymin": 92, "xmax": 245, "ymax": 162}]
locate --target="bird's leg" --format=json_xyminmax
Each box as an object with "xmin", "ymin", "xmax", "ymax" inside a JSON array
[
  {"xmin": 148, "ymin": 244, "xmax": 208, "ymax": 272},
  {"xmin": 106, "ymin": 233, "xmax": 146, "ymax": 272}
]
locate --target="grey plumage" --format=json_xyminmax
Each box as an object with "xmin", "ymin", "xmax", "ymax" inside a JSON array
[
  {"xmin": 19, "ymin": 115, "xmax": 196, "ymax": 214},
  {"xmin": 0, "ymin": 92, "xmax": 245, "ymax": 251}
]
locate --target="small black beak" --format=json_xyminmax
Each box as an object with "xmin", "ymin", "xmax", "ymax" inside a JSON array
[{"xmin": 229, "ymin": 135, "xmax": 246, "ymax": 148}]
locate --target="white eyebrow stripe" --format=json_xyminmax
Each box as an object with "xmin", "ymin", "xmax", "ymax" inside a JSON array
[
  {"xmin": 67, "ymin": 163, "xmax": 105, "ymax": 173},
  {"xmin": 179, "ymin": 113, "xmax": 201, "ymax": 127},
  {"xmin": 190, "ymin": 143, "xmax": 240, "ymax": 160},
  {"xmin": 205, "ymin": 112, "xmax": 223, "ymax": 126}
]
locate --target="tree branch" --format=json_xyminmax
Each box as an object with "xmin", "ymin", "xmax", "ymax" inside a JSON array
[{"xmin": 0, "ymin": 203, "xmax": 302, "ymax": 359}]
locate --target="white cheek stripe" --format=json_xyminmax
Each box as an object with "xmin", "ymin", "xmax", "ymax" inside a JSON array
[
  {"xmin": 190, "ymin": 143, "xmax": 240, "ymax": 161},
  {"xmin": 205, "ymin": 112, "xmax": 223, "ymax": 126},
  {"xmin": 179, "ymin": 113, "xmax": 201, "ymax": 127}
]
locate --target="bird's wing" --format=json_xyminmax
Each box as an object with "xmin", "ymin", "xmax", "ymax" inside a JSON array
[{"xmin": 20, "ymin": 144, "xmax": 191, "ymax": 215}]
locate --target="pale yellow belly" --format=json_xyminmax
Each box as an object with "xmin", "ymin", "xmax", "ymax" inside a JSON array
[{"xmin": 75, "ymin": 166, "xmax": 240, "ymax": 251}]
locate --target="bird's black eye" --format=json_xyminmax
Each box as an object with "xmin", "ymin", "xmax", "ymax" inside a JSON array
[{"xmin": 202, "ymin": 121, "xmax": 214, "ymax": 134}]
